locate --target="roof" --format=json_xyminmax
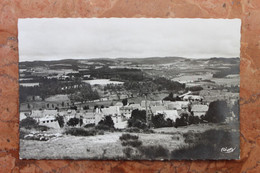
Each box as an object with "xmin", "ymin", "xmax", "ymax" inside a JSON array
[
  {"xmin": 31, "ymin": 109, "xmax": 58, "ymax": 118},
  {"xmin": 150, "ymin": 106, "xmax": 167, "ymax": 114},
  {"xmin": 155, "ymin": 110, "xmax": 179, "ymax": 121},
  {"xmin": 101, "ymin": 106, "xmax": 120, "ymax": 115},
  {"xmin": 183, "ymin": 95, "xmax": 203, "ymax": 100},
  {"xmin": 115, "ymin": 102, "xmax": 123, "ymax": 107},
  {"xmin": 191, "ymin": 104, "xmax": 209, "ymax": 112}
]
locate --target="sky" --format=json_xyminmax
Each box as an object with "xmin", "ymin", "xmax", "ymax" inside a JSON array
[{"xmin": 18, "ymin": 18, "xmax": 241, "ymax": 62}]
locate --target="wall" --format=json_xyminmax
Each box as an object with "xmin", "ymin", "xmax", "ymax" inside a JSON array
[{"xmin": 0, "ymin": 0, "xmax": 260, "ymax": 172}]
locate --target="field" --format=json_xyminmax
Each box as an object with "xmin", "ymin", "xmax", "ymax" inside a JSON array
[{"xmin": 19, "ymin": 123, "xmax": 237, "ymax": 160}]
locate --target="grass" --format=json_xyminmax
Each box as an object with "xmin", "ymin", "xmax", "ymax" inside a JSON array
[{"xmin": 171, "ymin": 129, "xmax": 240, "ymax": 159}]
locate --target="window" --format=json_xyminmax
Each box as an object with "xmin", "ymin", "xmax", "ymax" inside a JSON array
[
  {"xmin": 43, "ymin": 121, "xmax": 45, "ymax": 123},
  {"xmin": 47, "ymin": 121, "xmax": 49, "ymax": 123},
  {"xmin": 51, "ymin": 120, "xmax": 53, "ymax": 122}
]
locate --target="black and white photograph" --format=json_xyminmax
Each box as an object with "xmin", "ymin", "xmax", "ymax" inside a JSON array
[{"xmin": 18, "ymin": 18, "xmax": 241, "ymax": 160}]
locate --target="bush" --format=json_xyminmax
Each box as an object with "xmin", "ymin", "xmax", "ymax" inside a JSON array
[
  {"xmin": 138, "ymin": 145, "xmax": 170, "ymax": 159},
  {"xmin": 98, "ymin": 116, "xmax": 114, "ymax": 129},
  {"xmin": 34, "ymin": 125, "xmax": 50, "ymax": 131},
  {"xmin": 151, "ymin": 114, "xmax": 173, "ymax": 128},
  {"xmin": 128, "ymin": 109, "xmax": 147, "ymax": 129},
  {"xmin": 64, "ymin": 128, "xmax": 97, "ymax": 136},
  {"xmin": 122, "ymin": 140, "xmax": 142, "ymax": 148},
  {"xmin": 95, "ymin": 124, "xmax": 111, "ymax": 131},
  {"xmin": 56, "ymin": 115, "xmax": 65, "ymax": 128},
  {"xmin": 119, "ymin": 134, "xmax": 139, "ymax": 141},
  {"xmin": 84, "ymin": 123, "xmax": 95, "ymax": 128},
  {"xmin": 67, "ymin": 117, "xmax": 80, "ymax": 126},
  {"xmin": 174, "ymin": 113, "xmax": 189, "ymax": 127},
  {"xmin": 20, "ymin": 117, "xmax": 38, "ymax": 129},
  {"xmin": 171, "ymin": 129, "xmax": 240, "ymax": 159}
]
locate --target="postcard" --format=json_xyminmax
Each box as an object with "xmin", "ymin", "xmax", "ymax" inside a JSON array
[{"xmin": 18, "ymin": 18, "xmax": 241, "ymax": 160}]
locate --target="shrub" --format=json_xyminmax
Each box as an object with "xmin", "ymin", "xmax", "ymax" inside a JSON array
[
  {"xmin": 128, "ymin": 109, "xmax": 147, "ymax": 129},
  {"xmin": 119, "ymin": 134, "xmax": 139, "ymax": 141},
  {"xmin": 95, "ymin": 124, "xmax": 112, "ymax": 131},
  {"xmin": 34, "ymin": 125, "xmax": 50, "ymax": 131},
  {"xmin": 124, "ymin": 127, "xmax": 142, "ymax": 133},
  {"xmin": 121, "ymin": 140, "xmax": 142, "ymax": 148},
  {"xmin": 67, "ymin": 117, "xmax": 80, "ymax": 127},
  {"xmin": 56, "ymin": 115, "xmax": 65, "ymax": 128},
  {"xmin": 64, "ymin": 128, "xmax": 97, "ymax": 136},
  {"xmin": 138, "ymin": 145, "xmax": 170, "ymax": 159},
  {"xmin": 98, "ymin": 116, "xmax": 114, "ymax": 129},
  {"xmin": 20, "ymin": 117, "xmax": 38, "ymax": 129},
  {"xmin": 171, "ymin": 129, "xmax": 240, "ymax": 159},
  {"xmin": 84, "ymin": 123, "xmax": 95, "ymax": 128},
  {"xmin": 151, "ymin": 114, "xmax": 173, "ymax": 128},
  {"xmin": 123, "ymin": 147, "xmax": 134, "ymax": 158}
]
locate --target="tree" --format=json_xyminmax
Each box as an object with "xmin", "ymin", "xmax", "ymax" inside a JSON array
[
  {"xmin": 98, "ymin": 116, "xmax": 114, "ymax": 128},
  {"xmin": 67, "ymin": 117, "xmax": 80, "ymax": 126},
  {"xmin": 151, "ymin": 114, "xmax": 173, "ymax": 128},
  {"xmin": 175, "ymin": 113, "xmax": 189, "ymax": 127},
  {"xmin": 20, "ymin": 117, "xmax": 38, "ymax": 129},
  {"xmin": 204, "ymin": 100, "xmax": 231, "ymax": 123},
  {"xmin": 83, "ymin": 105, "xmax": 89, "ymax": 110},
  {"xmin": 128, "ymin": 109, "xmax": 147, "ymax": 129},
  {"xmin": 56, "ymin": 115, "xmax": 65, "ymax": 128},
  {"xmin": 122, "ymin": 98, "xmax": 128, "ymax": 106},
  {"xmin": 232, "ymin": 100, "xmax": 239, "ymax": 118}
]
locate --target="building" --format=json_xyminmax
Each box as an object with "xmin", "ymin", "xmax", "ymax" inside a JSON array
[
  {"xmin": 191, "ymin": 104, "xmax": 209, "ymax": 117},
  {"xmin": 38, "ymin": 115, "xmax": 60, "ymax": 129},
  {"xmin": 31, "ymin": 109, "xmax": 58, "ymax": 118},
  {"xmin": 94, "ymin": 106, "xmax": 128, "ymax": 129},
  {"xmin": 155, "ymin": 110, "xmax": 180, "ymax": 122}
]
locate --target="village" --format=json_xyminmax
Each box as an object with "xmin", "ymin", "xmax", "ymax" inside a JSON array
[{"xmin": 19, "ymin": 57, "xmax": 240, "ymax": 159}]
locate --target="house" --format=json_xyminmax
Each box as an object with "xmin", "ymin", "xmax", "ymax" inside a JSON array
[
  {"xmin": 38, "ymin": 115, "xmax": 60, "ymax": 129},
  {"xmin": 20, "ymin": 112, "xmax": 27, "ymax": 121},
  {"xmin": 191, "ymin": 104, "xmax": 209, "ymax": 117},
  {"xmin": 155, "ymin": 110, "xmax": 180, "ymax": 122},
  {"xmin": 31, "ymin": 109, "xmax": 58, "ymax": 118},
  {"xmin": 150, "ymin": 106, "xmax": 167, "ymax": 115},
  {"xmin": 183, "ymin": 95, "xmax": 203, "ymax": 102},
  {"xmin": 82, "ymin": 112, "xmax": 95, "ymax": 125},
  {"xmin": 94, "ymin": 106, "xmax": 127, "ymax": 129},
  {"xmin": 120, "ymin": 104, "xmax": 142, "ymax": 119}
]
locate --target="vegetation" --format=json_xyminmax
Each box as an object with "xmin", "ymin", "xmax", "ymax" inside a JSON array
[
  {"xmin": 171, "ymin": 129, "xmax": 240, "ymax": 159},
  {"xmin": 128, "ymin": 109, "xmax": 147, "ymax": 129},
  {"xmin": 119, "ymin": 133, "xmax": 170, "ymax": 159},
  {"xmin": 20, "ymin": 117, "xmax": 38, "ymax": 129},
  {"xmin": 213, "ymin": 65, "xmax": 239, "ymax": 78},
  {"xmin": 64, "ymin": 128, "xmax": 104, "ymax": 136},
  {"xmin": 204, "ymin": 100, "xmax": 231, "ymax": 123},
  {"xmin": 55, "ymin": 115, "xmax": 65, "ymax": 128},
  {"xmin": 163, "ymin": 92, "xmax": 181, "ymax": 101},
  {"xmin": 98, "ymin": 116, "xmax": 114, "ymax": 129},
  {"xmin": 67, "ymin": 117, "xmax": 80, "ymax": 127},
  {"xmin": 185, "ymin": 86, "xmax": 203, "ymax": 92},
  {"xmin": 151, "ymin": 114, "xmax": 173, "ymax": 128}
]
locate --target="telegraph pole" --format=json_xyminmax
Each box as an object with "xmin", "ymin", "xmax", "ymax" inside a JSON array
[{"xmin": 144, "ymin": 92, "xmax": 149, "ymax": 127}]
